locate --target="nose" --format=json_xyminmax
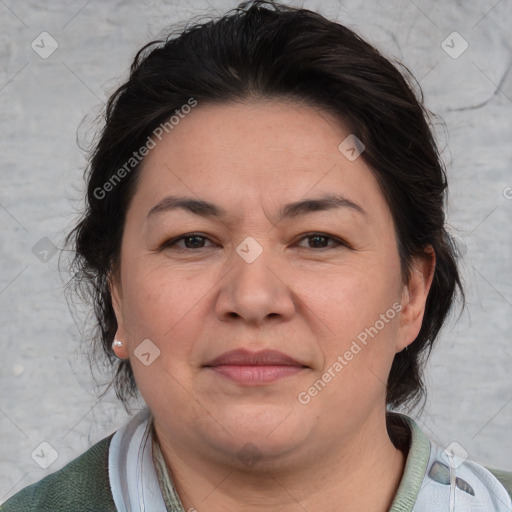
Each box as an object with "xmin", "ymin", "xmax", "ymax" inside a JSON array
[{"xmin": 214, "ymin": 238, "xmax": 297, "ymax": 327}]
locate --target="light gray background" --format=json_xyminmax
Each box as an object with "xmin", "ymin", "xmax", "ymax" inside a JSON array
[{"xmin": 1, "ymin": 0, "xmax": 511, "ymax": 503}]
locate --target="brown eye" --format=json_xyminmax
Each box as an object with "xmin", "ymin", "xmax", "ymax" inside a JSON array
[
  {"xmin": 161, "ymin": 233, "xmax": 216, "ymax": 251},
  {"xmin": 296, "ymin": 233, "xmax": 347, "ymax": 250}
]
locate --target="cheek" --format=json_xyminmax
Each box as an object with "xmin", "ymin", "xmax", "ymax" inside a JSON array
[
  {"xmin": 306, "ymin": 260, "xmax": 402, "ymax": 378},
  {"xmin": 304, "ymin": 260, "xmax": 397, "ymax": 329},
  {"xmin": 120, "ymin": 264, "xmax": 190, "ymax": 345},
  {"xmin": 119, "ymin": 261, "xmax": 217, "ymax": 379},
  {"xmin": 121, "ymin": 269, "xmax": 199, "ymax": 397}
]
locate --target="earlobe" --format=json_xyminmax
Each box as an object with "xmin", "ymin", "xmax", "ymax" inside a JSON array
[
  {"xmin": 396, "ymin": 246, "xmax": 436, "ymax": 353},
  {"xmin": 112, "ymin": 339, "xmax": 128, "ymax": 360}
]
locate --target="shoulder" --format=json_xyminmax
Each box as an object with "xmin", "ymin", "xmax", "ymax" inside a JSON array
[
  {"xmin": 484, "ymin": 466, "xmax": 512, "ymax": 501},
  {"xmin": 0, "ymin": 434, "xmax": 117, "ymax": 512},
  {"xmin": 394, "ymin": 413, "xmax": 512, "ymax": 509}
]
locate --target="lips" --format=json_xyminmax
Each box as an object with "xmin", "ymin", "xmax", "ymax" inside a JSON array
[
  {"xmin": 204, "ymin": 348, "xmax": 307, "ymax": 368},
  {"xmin": 203, "ymin": 348, "xmax": 308, "ymax": 385}
]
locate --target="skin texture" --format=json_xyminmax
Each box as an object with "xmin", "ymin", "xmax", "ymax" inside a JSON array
[{"xmin": 110, "ymin": 99, "xmax": 435, "ymax": 512}]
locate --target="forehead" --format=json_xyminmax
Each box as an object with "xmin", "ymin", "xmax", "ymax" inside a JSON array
[
  {"xmin": 131, "ymin": 99, "xmax": 389, "ymax": 223},
  {"xmin": 144, "ymin": 99, "xmax": 343, "ymax": 168}
]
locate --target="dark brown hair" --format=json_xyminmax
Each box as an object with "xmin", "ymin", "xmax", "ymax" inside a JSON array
[{"xmin": 65, "ymin": 0, "xmax": 464, "ymax": 414}]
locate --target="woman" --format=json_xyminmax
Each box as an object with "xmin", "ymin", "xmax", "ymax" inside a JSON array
[{"xmin": 2, "ymin": 1, "xmax": 510, "ymax": 511}]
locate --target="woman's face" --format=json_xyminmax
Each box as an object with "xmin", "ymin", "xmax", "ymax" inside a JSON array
[{"xmin": 111, "ymin": 99, "xmax": 433, "ymax": 466}]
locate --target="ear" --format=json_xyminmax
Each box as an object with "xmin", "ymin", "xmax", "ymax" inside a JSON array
[
  {"xmin": 395, "ymin": 245, "xmax": 436, "ymax": 353},
  {"xmin": 108, "ymin": 271, "xmax": 129, "ymax": 359}
]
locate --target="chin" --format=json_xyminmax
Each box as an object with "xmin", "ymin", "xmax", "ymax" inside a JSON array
[{"xmin": 209, "ymin": 408, "xmax": 311, "ymax": 458}]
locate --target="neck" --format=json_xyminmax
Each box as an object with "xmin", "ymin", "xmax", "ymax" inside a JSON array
[{"xmin": 153, "ymin": 410, "xmax": 408, "ymax": 512}]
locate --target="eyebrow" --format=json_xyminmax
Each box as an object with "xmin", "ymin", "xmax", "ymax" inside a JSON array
[{"xmin": 147, "ymin": 193, "xmax": 366, "ymax": 222}]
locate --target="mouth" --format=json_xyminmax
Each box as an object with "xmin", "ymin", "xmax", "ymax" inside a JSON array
[{"xmin": 203, "ymin": 348, "xmax": 309, "ymax": 385}]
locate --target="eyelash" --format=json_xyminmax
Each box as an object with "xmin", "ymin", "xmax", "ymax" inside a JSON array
[{"xmin": 161, "ymin": 232, "xmax": 349, "ymax": 252}]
